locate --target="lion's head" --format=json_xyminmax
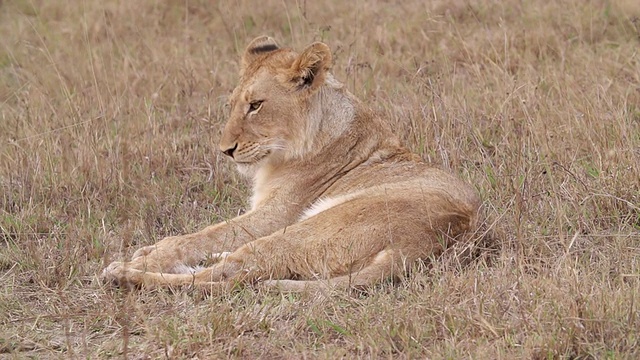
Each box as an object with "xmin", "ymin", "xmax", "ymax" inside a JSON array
[{"xmin": 219, "ymin": 36, "xmax": 341, "ymax": 176}]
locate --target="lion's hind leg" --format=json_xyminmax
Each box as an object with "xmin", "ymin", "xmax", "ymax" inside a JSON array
[{"xmin": 260, "ymin": 248, "xmax": 405, "ymax": 293}]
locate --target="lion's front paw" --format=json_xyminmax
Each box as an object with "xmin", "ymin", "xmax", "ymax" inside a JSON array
[{"xmin": 101, "ymin": 261, "xmax": 144, "ymax": 288}]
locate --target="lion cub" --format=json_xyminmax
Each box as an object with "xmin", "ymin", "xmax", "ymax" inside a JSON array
[{"xmin": 102, "ymin": 36, "xmax": 480, "ymax": 292}]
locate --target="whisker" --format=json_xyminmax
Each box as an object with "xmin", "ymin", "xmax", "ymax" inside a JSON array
[{"xmin": 261, "ymin": 143, "xmax": 288, "ymax": 151}]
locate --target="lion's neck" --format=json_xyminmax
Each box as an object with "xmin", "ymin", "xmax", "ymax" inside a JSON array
[
  {"xmin": 249, "ymin": 82, "xmax": 402, "ymax": 210},
  {"xmin": 296, "ymin": 80, "xmax": 357, "ymax": 160}
]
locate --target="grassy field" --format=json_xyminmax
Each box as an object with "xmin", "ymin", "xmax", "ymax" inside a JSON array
[{"xmin": 1, "ymin": 0, "xmax": 639, "ymax": 358}]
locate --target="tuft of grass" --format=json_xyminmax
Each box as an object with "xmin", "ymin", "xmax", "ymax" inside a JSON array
[{"xmin": 1, "ymin": 0, "xmax": 639, "ymax": 357}]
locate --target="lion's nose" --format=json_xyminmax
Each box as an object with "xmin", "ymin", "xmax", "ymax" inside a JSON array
[{"xmin": 222, "ymin": 143, "xmax": 238, "ymax": 158}]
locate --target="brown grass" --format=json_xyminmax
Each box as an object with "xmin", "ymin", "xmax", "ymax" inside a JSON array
[{"xmin": 1, "ymin": 0, "xmax": 639, "ymax": 358}]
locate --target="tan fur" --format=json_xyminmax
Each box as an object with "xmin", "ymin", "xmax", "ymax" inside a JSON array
[{"xmin": 101, "ymin": 37, "xmax": 481, "ymax": 293}]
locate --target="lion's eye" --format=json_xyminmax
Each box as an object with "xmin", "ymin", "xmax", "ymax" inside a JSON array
[{"xmin": 248, "ymin": 100, "xmax": 264, "ymax": 114}]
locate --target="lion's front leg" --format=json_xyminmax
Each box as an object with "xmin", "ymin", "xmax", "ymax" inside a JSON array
[
  {"xmin": 101, "ymin": 236, "xmax": 273, "ymax": 290},
  {"xmin": 103, "ymin": 219, "xmax": 246, "ymax": 277},
  {"xmin": 101, "ymin": 235, "xmax": 213, "ymax": 290},
  {"xmin": 101, "ymin": 225, "xmax": 256, "ymax": 288},
  {"xmin": 101, "ymin": 204, "xmax": 303, "ymax": 288},
  {"xmin": 101, "ymin": 257, "xmax": 245, "ymax": 290}
]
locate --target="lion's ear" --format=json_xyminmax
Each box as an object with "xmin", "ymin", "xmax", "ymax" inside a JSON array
[
  {"xmin": 242, "ymin": 36, "xmax": 280, "ymax": 69},
  {"xmin": 287, "ymin": 42, "xmax": 332, "ymax": 91}
]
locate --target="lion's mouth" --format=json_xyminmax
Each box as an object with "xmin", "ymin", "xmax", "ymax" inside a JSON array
[{"xmin": 232, "ymin": 150, "xmax": 271, "ymax": 165}]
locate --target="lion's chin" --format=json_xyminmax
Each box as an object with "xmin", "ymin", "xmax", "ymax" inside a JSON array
[
  {"xmin": 233, "ymin": 151, "xmax": 277, "ymax": 179},
  {"xmin": 234, "ymin": 157, "xmax": 267, "ymax": 178},
  {"xmin": 235, "ymin": 162, "xmax": 257, "ymax": 178}
]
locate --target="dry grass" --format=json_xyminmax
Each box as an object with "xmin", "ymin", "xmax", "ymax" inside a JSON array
[{"xmin": 1, "ymin": 0, "xmax": 639, "ymax": 358}]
